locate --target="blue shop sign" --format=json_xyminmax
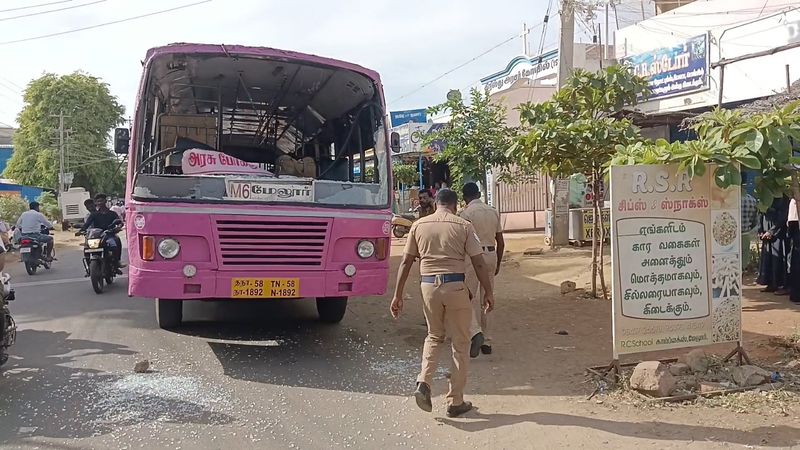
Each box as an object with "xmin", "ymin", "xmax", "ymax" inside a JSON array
[
  {"xmin": 390, "ymin": 109, "xmax": 427, "ymax": 127},
  {"xmin": 622, "ymin": 34, "xmax": 709, "ymax": 101}
]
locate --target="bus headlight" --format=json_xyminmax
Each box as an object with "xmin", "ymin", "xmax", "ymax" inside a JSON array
[
  {"xmin": 357, "ymin": 240, "xmax": 375, "ymax": 259},
  {"xmin": 157, "ymin": 238, "xmax": 180, "ymax": 259}
]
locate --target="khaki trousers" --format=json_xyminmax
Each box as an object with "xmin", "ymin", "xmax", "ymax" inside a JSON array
[
  {"xmin": 417, "ymin": 278, "xmax": 472, "ymax": 406},
  {"xmin": 466, "ymin": 252, "xmax": 497, "ymax": 343}
]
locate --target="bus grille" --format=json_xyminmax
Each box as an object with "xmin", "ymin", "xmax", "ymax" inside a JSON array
[{"xmin": 215, "ymin": 218, "xmax": 329, "ymax": 268}]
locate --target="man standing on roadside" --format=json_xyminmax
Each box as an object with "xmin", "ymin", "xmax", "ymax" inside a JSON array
[
  {"xmin": 390, "ymin": 189, "xmax": 495, "ymax": 417},
  {"xmin": 460, "ymin": 182, "xmax": 504, "ymax": 357},
  {"xmin": 417, "ymin": 189, "xmax": 435, "ymax": 218}
]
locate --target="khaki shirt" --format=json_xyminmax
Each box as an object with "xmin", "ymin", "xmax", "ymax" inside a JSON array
[
  {"xmin": 404, "ymin": 209, "xmax": 484, "ymax": 275},
  {"xmin": 460, "ymin": 199, "xmax": 502, "ymax": 247}
]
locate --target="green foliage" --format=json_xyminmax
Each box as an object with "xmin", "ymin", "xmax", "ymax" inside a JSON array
[
  {"xmin": 512, "ymin": 65, "xmax": 650, "ymax": 178},
  {"xmin": 392, "ymin": 163, "xmax": 418, "ymax": 187},
  {"xmin": 0, "ymin": 196, "xmax": 28, "ymax": 224},
  {"xmin": 425, "ymin": 88, "xmax": 516, "ymax": 191},
  {"xmin": 611, "ymin": 102, "xmax": 800, "ymax": 211},
  {"xmin": 5, "ymin": 72, "xmax": 126, "ymax": 193},
  {"xmin": 36, "ymin": 191, "xmax": 61, "ymax": 221}
]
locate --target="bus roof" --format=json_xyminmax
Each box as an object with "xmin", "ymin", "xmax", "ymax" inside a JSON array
[{"xmin": 144, "ymin": 43, "xmax": 382, "ymax": 84}]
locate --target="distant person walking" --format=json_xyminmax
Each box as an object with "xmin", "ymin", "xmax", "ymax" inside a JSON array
[
  {"xmin": 460, "ymin": 182, "xmax": 504, "ymax": 357},
  {"xmin": 757, "ymin": 197, "xmax": 790, "ymax": 294},
  {"xmin": 788, "ymin": 198, "xmax": 799, "ymax": 304},
  {"xmin": 390, "ymin": 189, "xmax": 494, "ymax": 417}
]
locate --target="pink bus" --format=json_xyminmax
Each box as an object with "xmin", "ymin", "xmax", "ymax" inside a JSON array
[{"xmin": 114, "ymin": 43, "xmax": 396, "ymax": 328}]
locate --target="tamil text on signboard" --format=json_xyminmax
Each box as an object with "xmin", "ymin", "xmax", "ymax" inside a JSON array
[
  {"xmin": 390, "ymin": 109, "xmax": 427, "ymax": 128},
  {"xmin": 610, "ymin": 164, "xmax": 741, "ymax": 357},
  {"xmin": 480, "ymin": 51, "xmax": 559, "ymax": 96},
  {"xmin": 622, "ymin": 34, "xmax": 708, "ymax": 101}
]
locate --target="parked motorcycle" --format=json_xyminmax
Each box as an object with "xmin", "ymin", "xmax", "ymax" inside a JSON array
[
  {"xmin": 0, "ymin": 273, "xmax": 16, "ymax": 368},
  {"xmin": 19, "ymin": 226, "xmax": 51, "ymax": 275},
  {"xmin": 78, "ymin": 220, "xmax": 123, "ymax": 294},
  {"xmin": 391, "ymin": 206, "xmax": 423, "ymax": 238}
]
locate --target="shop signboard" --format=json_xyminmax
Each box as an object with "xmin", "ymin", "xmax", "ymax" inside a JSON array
[
  {"xmin": 610, "ymin": 164, "xmax": 741, "ymax": 357},
  {"xmin": 392, "ymin": 123, "xmax": 446, "ymax": 155},
  {"xmin": 480, "ymin": 50, "xmax": 559, "ymax": 96},
  {"xmin": 390, "ymin": 109, "xmax": 427, "ymax": 128},
  {"xmin": 621, "ymin": 34, "xmax": 709, "ymax": 101}
]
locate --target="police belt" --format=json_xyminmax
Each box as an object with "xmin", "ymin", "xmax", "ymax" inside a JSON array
[
  {"xmin": 483, "ymin": 246, "xmax": 496, "ymax": 252},
  {"xmin": 420, "ymin": 273, "xmax": 465, "ymax": 284}
]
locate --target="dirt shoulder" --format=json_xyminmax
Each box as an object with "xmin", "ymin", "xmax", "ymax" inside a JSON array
[{"xmin": 378, "ymin": 231, "xmax": 800, "ymax": 447}]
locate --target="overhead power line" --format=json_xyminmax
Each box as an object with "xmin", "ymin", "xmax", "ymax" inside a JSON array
[
  {"xmin": 0, "ymin": 0, "xmax": 213, "ymax": 46},
  {"xmin": 390, "ymin": 21, "xmax": 546, "ymax": 104},
  {"xmin": 0, "ymin": 0, "xmax": 107, "ymax": 22},
  {"xmin": 0, "ymin": 0, "xmax": 74, "ymax": 13}
]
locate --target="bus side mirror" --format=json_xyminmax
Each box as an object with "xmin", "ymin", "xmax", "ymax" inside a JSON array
[
  {"xmin": 114, "ymin": 128, "xmax": 130, "ymax": 154},
  {"xmin": 390, "ymin": 132, "xmax": 401, "ymax": 154}
]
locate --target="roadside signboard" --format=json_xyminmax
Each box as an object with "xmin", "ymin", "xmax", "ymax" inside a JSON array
[{"xmin": 610, "ymin": 164, "xmax": 741, "ymax": 357}]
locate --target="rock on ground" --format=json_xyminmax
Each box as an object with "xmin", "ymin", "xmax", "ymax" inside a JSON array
[
  {"xmin": 134, "ymin": 360, "xmax": 151, "ymax": 373},
  {"xmin": 560, "ymin": 281, "xmax": 577, "ymax": 294},
  {"xmin": 669, "ymin": 363, "xmax": 692, "ymax": 376},
  {"xmin": 684, "ymin": 349, "xmax": 710, "ymax": 374},
  {"xmin": 730, "ymin": 365, "xmax": 770, "ymax": 387},
  {"xmin": 629, "ymin": 361, "xmax": 676, "ymax": 398}
]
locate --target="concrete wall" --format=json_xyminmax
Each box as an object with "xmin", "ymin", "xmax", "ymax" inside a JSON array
[{"xmin": 616, "ymin": 0, "xmax": 800, "ymax": 113}]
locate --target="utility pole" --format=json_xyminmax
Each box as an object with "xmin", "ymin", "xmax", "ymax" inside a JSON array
[
  {"xmin": 605, "ymin": 1, "xmax": 611, "ymax": 60},
  {"xmin": 552, "ymin": 0, "xmax": 575, "ymax": 247},
  {"xmin": 558, "ymin": 0, "xmax": 575, "ymax": 89},
  {"xmin": 50, "ymin": 111, "xmax": 70, "ymax": 195},
  {"xmin": 521, "ymin": 22, "xmax": 530, "ymax": 56}
]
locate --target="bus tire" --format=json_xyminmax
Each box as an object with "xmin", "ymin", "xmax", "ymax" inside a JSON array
[
  {"xmin": 316, "ymin": 297, "xmax": 347, "ymax": 323},
  {"xmin": 156, "ymin": 299, "xmax": 183, "ymax": 329}
]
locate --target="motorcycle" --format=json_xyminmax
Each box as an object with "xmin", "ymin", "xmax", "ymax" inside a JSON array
[
  {"xmin": 0, "ymin": 273, "xmax": 16, "ymax": 368},
  {"xmin": 79, "ymin": 220, "xmax": 123, "ymax": 294},
  {"xmin": 19, "ymin": 226, "xmax": 52, "ymax": 275}
]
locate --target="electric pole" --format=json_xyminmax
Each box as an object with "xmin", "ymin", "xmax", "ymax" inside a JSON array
[
  {"xmin": 51, "ymin": 111, "xmax": 70, "ymax": 195},
  {"xmin": 558, "ymin": 0, "xmax": 575, "ymax": 89},
  {"xmin": 552, "ymin": 0, "xmax": 576, "ymax": 247}
]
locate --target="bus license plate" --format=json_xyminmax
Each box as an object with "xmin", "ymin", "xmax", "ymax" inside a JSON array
[{"xmin": 231, "ymin": 278, "xmax": 300, "ymax": 299}]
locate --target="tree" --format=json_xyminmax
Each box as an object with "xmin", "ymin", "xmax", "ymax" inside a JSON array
[
  {"xmin": 5, "ymin": 72, "xmax": 126, "ymax": 194},
  {"xmin": 511, "ymin": 65, "xmax": 650, "ymax": 298},
  {"xmin": 0, "ymin": 196, "xmax": 28, "ymax": 225},
  {"xmin": 612, "ymin": 103, "xmax": 800, "ymax": 214},
  {"xmin": 392, "ymin": 163, "xmax": 419, "ymax": 189},
  {"xmin": 424, "ymin": 88, "xmax": 516, "ymax": 193},
  {"xmin": 36, "ymin": 192, "xmax": 61, "ymax": 221}
]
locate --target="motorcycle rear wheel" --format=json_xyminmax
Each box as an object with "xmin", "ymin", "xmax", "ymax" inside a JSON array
[{"xmin": 24, "ymin": 262, "xmax": 37, "ymax": 275}]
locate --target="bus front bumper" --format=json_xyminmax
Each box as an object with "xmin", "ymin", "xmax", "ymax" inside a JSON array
[{"xmin": 127, "ymin": 266, "xmax": 388, "ymax": 299}]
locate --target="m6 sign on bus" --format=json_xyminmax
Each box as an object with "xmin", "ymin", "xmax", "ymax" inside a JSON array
[
  {"xmin": 610, "ymin": 164, "xmax": 742, "ymax": 358},
  {"xmin": 226, "ymin": 178, "xmax": 314, "ymax": 202}
]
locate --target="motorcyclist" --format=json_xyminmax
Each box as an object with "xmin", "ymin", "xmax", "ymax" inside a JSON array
[
  {"xmin": 16, "ymin": 202, "xmax": 55, "ymax": 261},
  {"xmin": 77, "ymin": 193, "xmax": 124, "ymax": 273}
]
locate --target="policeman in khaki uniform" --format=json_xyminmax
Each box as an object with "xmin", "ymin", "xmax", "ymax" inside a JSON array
[
  {"xmin": 390, "ymin": 189, "xmax": 495, "ymax": 418},
  {"xmin": 460, "ymin": 182, "xmax": 504, "ymax": 357}
]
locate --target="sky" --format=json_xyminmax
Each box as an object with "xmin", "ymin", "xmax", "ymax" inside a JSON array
[{"xmin": 0, "ymin": 0, "xmax": 659, "ymax": 128}]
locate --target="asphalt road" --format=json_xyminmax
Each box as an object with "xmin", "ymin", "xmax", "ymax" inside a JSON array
[{"xmin": 0, "ymin": 244, "xmax": 472, "ymax": 450}]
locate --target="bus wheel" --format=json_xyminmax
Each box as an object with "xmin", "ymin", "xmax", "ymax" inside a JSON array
[
  {"xmin": 156, "ymin": 299, "xmax": 183, "ymax": 329},
  {"xmin": 316, "ymin": 297, "xmax": 347, "ymax": 323}
]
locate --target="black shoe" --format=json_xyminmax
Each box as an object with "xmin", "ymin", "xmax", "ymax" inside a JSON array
[
  {"xmin": 414, "ymin": 382, "xmax": 432, "ymax": 412},
  {"xmin": 481, "ymin": 344, "xmax": 492, "ymax": 355},
  {"xmin": 470, "ymin": 333, "xmax": 484, "ymax": 358},
  {"xmin": 446, "ymin": 401, "xmax": 473, "ymax": 418}
]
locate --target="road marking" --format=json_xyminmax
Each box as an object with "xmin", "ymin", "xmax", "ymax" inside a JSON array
[{"xmin": 13, "ymin": 275, "xmax": 128, "ymax": 288}]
